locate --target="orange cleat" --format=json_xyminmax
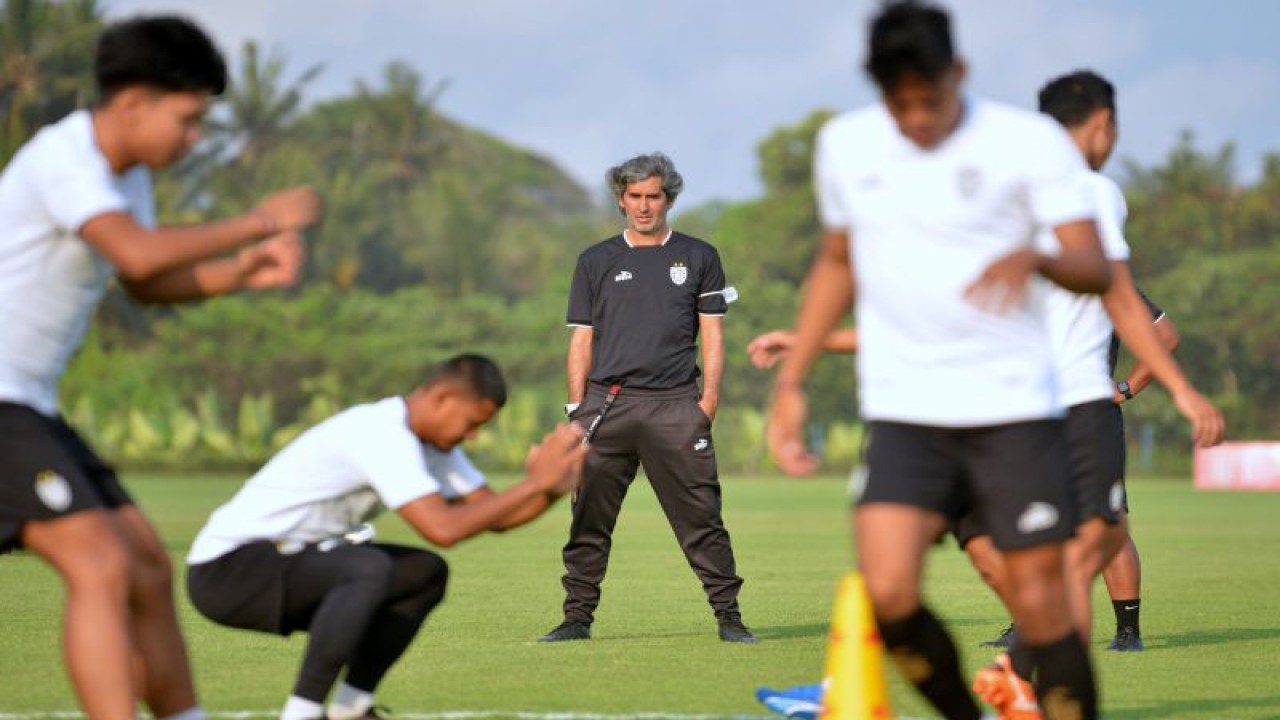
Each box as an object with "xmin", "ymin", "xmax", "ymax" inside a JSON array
[{"xmin": 972, "ymin": 653, "xmax": 1042, "ymax": 720}]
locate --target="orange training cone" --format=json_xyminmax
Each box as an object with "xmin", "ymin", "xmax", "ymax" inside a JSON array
[{"xmin": 819, "ymin": 572, "xmax": 891, "ymax": 720}]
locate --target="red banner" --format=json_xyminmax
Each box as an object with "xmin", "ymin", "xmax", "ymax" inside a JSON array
[{"xmin": 1194, "ymin": 442, "xmax": 1280, "ymax": 491}]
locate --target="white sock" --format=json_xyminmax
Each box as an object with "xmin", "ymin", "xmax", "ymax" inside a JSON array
[
  {"xmin": 327, "ymin": 682, "xmax": 375, "ymax": 720},
  {"xmin": 281, "ymin": 695, "xmax": 325, "ymax": 720},
  {"xmin": 158, "ymin": 708, "xmax": 207, "ymax": 720}
]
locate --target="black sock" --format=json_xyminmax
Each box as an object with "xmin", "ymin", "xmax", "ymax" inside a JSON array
[
  {"xmin": 1111, "ymin": 598, "xmax": 1141, "ymax": 635},
  {"xmin": 878, "ymin": 606, "xmax": 982, "ymax": 720},
  {"xmin": 1028, "ymin": 631, "xmax": 1098, "ymax": 720}
]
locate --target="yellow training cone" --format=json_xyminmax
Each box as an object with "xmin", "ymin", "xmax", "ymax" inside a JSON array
[{"xmin": 819, "ymin": 572, "xmax": 891, "ymax": 720}]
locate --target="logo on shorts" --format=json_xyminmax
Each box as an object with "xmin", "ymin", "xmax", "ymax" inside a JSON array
[
  {"xmin": 848, "ymin": 465, "xmax": 869, "ymax": 502},
  {"xmin": 1016, "ymin": 501, "xmax": 1060, "ymax": 534},
  {"xmin": 669, "ymin": 261, "xmax": 688, "ymax": 286},
  {"xmin": 34, "ymin": 470, "xmax": 72, "ymax": 512},
  {"xmin": 694, "ymin": 438, "xmax": 709, "ymax": 451},
  {"xmin": 614, "ymin": 270, "xmax": 633, "ymax": 282},
  {"xmin": 1109, "ymin": 481, "xmax": 1126, "ymax": 513}
]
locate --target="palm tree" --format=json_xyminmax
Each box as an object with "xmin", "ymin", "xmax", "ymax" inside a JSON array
[{"xmin": 0, "ymin": 0, "xmax": 101, "ymax": 163}]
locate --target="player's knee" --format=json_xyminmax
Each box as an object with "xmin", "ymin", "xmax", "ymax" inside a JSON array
[
  {"xmin": 68, "ymin": 537, "xmax": 131, "ymax": 604},
  {"xmin": 128, "ymin": 540, "xmax": 175, "ymax": 597},
  {"xmin": 343, "ymin": 547, "xmax": 396, "ymax": 589},
  {"xmin": 863, "ymin": 572, "xmax": 919, "ymax": 621}
]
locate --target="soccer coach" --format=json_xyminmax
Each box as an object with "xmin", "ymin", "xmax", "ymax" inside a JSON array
[{"xmin": 539, "ymin": 152, "xmax": 756, "ymax": 644}]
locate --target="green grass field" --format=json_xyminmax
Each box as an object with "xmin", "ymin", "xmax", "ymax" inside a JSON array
[{"xmin": 2, "ymin": 474, "xmax": 1279, "ymax": 719}]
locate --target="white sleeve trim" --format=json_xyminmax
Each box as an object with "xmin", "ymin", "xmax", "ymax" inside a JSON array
[
  {"xmin": 566, "ymin": 323, "xmax": 592, "ymax": 329},
  {"xmin": 698, "ymin": 312, "xmax": 727, "ymax": 317}
]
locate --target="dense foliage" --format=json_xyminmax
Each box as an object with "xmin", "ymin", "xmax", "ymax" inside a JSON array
[{"xmin": 4, "ymin": 1, "xmax": 1277, "ymax": 473}]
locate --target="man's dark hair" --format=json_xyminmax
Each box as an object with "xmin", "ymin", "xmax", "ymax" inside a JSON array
[
  {"xmin": 95, "ymin": 16, "xmax": 228, "ymax": 99},
  {"xmin": 424, "ymin": 354, "xmax": 508, "ymax": 407},
  {"xmin": 864, "ymin": 1, "xmax": 955, "ymax": 90},
  {"xmin": 1038, "ymin": 70, "xmax": 1116, "ymax": 128}
]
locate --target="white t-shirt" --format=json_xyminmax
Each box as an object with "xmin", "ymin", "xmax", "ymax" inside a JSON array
[
  {"xmin": 814, "ymin": 98, "xmax": 1095, "ymax": 427},
  {"xmin": 188, "ymin": 397, "xmax": 487, "ymax": 564},
  {"xmin": 1040, "ymin": 172, "xmax": 1131, "ymax": 407},
  {"xmin": 0, "ymin": 110, "xmax": 155, "ymax": 417}
]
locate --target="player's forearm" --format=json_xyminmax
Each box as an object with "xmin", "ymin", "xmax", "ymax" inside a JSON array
[
  {"xmin": 566, "ymin": 329, "xmax": 592, "ymax": 404},
  {"xmin": 491, "ymin": 492, "xmax": 556, "ymax": 531},
  {"xmin": 698, "ymin": 317, "xmax": 724, "ymax": 408},
  {"xmin": 419, "ymin": 482, "xmax": 548, "ymax": 547},
  {"xmin": 1040, "ymin": 219, "xmax": 1112, "ymax": 294},
  {"xmin": 1123, "ymin": 317, "xmax": 1179, "ymax": 397},
  {"xmin": 120, "ymin": 256, "xmax": 250, "ymax": 303},
  {"xmin": 1104, "ymin": 267, "xmax": 1192, "ymax": 397},
  {"xmin": 777, "ymin": 231, "xmax": 854, "ymax": 385},
  {"xmin": 823, "ymin": 328, "xmax": 859, "ymax": 354},
  {"xmin": 85, "ymin": 212, "xmax": 271, "ymax": 283}
]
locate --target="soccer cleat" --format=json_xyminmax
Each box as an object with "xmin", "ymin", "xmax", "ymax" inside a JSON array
[
  {"xmin": 719, "ymin": 619, "xmax": 761, "ymax": 644},
  {"xmin": 973, "ymin": 653, "xmax": 1042, "ymax": 720},
  {"xmin": 979, "ymin": 623, "xmax": 1017, "ymax": 649},
  {"xmin": 1106, "ymin": 626, "xmax": 1145, "ymax": 652},
  {"xmin": 538, "ymin": 620, "xmax": 592, "ymax": 642}
]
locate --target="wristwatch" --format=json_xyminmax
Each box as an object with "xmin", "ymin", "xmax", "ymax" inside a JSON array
[{"xmin": 1116, "ymin": 381, "xmax": 1134, "ymax": 400}]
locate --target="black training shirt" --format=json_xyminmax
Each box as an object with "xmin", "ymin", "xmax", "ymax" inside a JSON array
[{"xmin": 567, "ymin": 232, "xmax": 729, "ymax": 389}]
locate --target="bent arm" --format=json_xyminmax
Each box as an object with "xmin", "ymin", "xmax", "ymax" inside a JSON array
[
  {"xmin": 1043, "ymin": 219, "xmax": 1112, "ymax": 294},
  {"xmin": 1122, "ymin": 315, "xmax": 1179, "ymax": 398},
  {"xmin": 397, "ymin": 481, "xmax": 550, "ymax": 548},
  {"xmin": 1102, "ymin": 262, "xmax": 1192, "ymax": 397},
  {"xmin": 80, "ymin": 211, "xmax": 271, "ymax": 283},
  {"xmin": 776, "ymin": 231, "xmax": 855, "ymax": 385},
  {"xmin": 452, "ymin": 486, "xmax": 553, "ymax": 532}
]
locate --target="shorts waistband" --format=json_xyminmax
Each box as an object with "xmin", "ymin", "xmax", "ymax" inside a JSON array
[{"xmin": 586, "ymin": 382, "xmax": 699, "ymax": 401}]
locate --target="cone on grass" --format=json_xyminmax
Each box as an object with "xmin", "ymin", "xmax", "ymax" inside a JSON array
[{"xmin": 819, "ymin": 572, "xmax": 891, "ymax": 720}]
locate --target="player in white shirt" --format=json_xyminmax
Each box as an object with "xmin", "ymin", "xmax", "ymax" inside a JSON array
[
  {"xmin": 188, "ymin": 355, "xmax": 587, "ymax": 720},
  {"xmin": 767, "ymin": 3, "xmax": 1112, "ymax": 718},
  {"xmin": 0, "ymin": 17, "xmax": 320, "ymax": 720},
  {"xmin": 958, "ymin": 70, "xmax": 1223, "ymax": 711}
]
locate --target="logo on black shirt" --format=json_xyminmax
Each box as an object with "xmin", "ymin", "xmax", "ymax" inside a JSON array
[
  {"xmin": 615, "ymin": 270, "xmax": 633, "ymax": 282},
  {"xmin": 669, "ymin": 261, "xmax": 687, "ymax": 286}
]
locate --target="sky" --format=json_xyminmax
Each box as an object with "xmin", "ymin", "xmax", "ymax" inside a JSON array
[{"xmin": 107, "ymin": 0, "xmax": 1280, "ymax": 208}]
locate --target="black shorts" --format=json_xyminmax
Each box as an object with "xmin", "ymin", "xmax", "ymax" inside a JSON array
[
  {"xmin": 188, "ymin": 541, "xmax": 448, "ymax": 636},
  {"xmin": 1065, "ymin": 399, "xmax": 1127, "ymax": 524},
  {"xmin": 861, "ymin": 419, "xmax": 1076, "ymax": 551},
  {"xmin": 0, "ymin": 402, "xmax": 132, "ymax": 552},
  {"xmin": 952, "ymin": 400, "xmax": 1127, "ymax": 547}
]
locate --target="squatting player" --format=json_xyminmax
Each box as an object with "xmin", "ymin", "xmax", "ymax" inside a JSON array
[
  {"xmin": 187, "ymin": 355, "xmax": 586, "ymax": 720},
  {"xmin": 768, "ymin": 3, "xmax": 1111, "ymax": 718}
]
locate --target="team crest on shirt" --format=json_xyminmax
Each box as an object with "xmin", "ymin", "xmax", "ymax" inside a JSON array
[
  {"xmin": 34, "ymin": 470, "xmax": 72, "ymax": 512},
  {"xmin": 956, "ymin": 166, "xmax": 982, "ymax": 199},
  {"xmin": 669, "ymin": 260, "xmax": 688, "ymax": 286}
]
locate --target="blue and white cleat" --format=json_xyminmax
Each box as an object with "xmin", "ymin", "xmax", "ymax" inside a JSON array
[{"xmin": 755, "ymin": 683, "xmax": 824, "ymax": 720}]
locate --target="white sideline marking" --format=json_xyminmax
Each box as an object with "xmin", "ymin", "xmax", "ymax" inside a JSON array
[{"xmin": 0, "ymin": 707, "xmax": 936, "ymax": 712}]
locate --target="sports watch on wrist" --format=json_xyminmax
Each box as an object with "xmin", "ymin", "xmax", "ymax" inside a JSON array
[{"xmin": 1117, "ymin": 380, "xmax": 1134, "ymax": 400}]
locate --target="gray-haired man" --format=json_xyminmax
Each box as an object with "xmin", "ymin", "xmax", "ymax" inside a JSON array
[{"xmin": 540, "ymin": 152, "xmax": 755, "ymax": 644}]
